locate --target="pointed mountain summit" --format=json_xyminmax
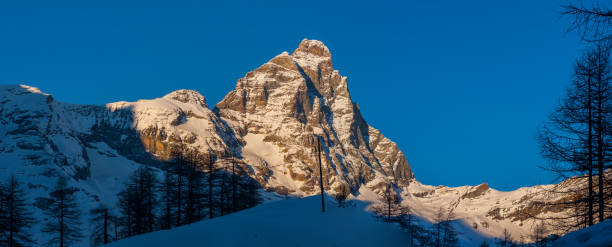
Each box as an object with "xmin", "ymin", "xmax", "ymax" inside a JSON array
[
  {"xmin": 215, "ymin": 39, "xmax": 412, "ymax": 195},
  {"xmin": 163, "ymin": 89, "xmax": 208, "ymax": 108}
]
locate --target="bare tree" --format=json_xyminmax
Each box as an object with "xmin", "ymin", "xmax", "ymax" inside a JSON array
[
  {"xmin": 531, "ymin": 222, "xmax": 549, "ymax": 247},
  {"xmin": 116, "ymin": 167, "xmax": 159, "ymax": 237},
  {"xmin": 537, "ymin": 43, "xmax": 612, "ymax": 227},
  {"xmin": 90, "ymin": 204, "xmax": 116, "ymax": 246},
  {"xmin": 0, "ymin": 175, "xmax": 35, "ymax": 247},
  {"xmin": 562, "ymin": 1, "xmax": 612, "ymax": 42},
  {"xmin": 333, "ymin": 185, "xmax": 351, "ymax": 208},
  {"xmin": 43, "ymin": 177, "xmax": 83, "ymax": 247},
  {"xmin": 441, "ymin": 209, "xmax": 459, "ymax": 247},
  {"xmin": 169, "ymin": 146, "xmax": 186, "ymax": 226},
  {"xmin": 497, "ymin": 228, "xmax": 512, "ymax": 247},
  {"xmin": 205, "ymin": 151, "xmax": 216, "ymax": 219},
  {"xmin": 160, "ymin": 172, "xmax": 174, "ymax": 230},
  {"xmin": 590, "ymin": 42, "xmax": 612, "ymax": 223},
  {"xmin": 315, "ymin": 136, "xmax": 325, "ymax": 213}
]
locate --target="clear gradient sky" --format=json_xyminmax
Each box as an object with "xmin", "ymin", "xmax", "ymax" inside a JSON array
[{"xmin": 0, "ymin": 0, "xmax": 583, "ymax": 190}]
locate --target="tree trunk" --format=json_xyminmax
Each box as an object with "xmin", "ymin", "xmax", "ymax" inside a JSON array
[
  {"xmin": 177, "ymin": 159, "xmax": 183, "ymax": 226},
  {"xmin": 104, "ymin": 208, "xmax": 108, "ymax": 244},
  {"xmin": 209, "ymin": 154, "xmax": 214, "ymax": 219},
  {"xmin": 8, "ymin": 183, "xmax": 13, "ymax": 247},
  {"xmin": 587, "ymin": 74, "xmax": 594, "ymax": 226},
  {"xmin": 316, "ymin": 137, "xmax": 325, "ymax": 213},
  {"xmin": 232, "ymin": 158, "xmax": 237, "ymax": 212},
  {"xmin": 60, "ymin": 195, "xmax": 64, "ymax": 247},
  {"xmin": 596, "ymin": 47, "xmax": 605, "ymax": 223}
]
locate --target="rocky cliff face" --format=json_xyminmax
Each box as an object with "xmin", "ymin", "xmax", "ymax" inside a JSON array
[{"xmin": 215, "ymin": 39, "xmax": 412, "ymax": 195}]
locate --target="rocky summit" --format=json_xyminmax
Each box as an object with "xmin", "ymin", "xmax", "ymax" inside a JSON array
[{"xmin": 216, "ymin": 39, "xmax": 412, "ymax": 195}]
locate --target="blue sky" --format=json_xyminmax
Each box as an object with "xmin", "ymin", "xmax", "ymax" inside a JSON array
[{"xmin": 0, "ymin": 0, "xmax": 583, "ymax": 190}]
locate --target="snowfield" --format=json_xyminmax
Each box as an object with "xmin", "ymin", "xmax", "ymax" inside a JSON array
[
  {"xmin": 105, "ymin": 196, "xmax": 410, "ymax": 247},
  {"xmin": 551, "ymin": 220, "xmax": 612, "ymax": 247},
  {"xmin": 105, "ymin": 194, "xmax": 499, "ymax": 247}
]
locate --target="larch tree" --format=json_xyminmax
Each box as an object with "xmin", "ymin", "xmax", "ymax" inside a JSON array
[
  {"xmin": 562, "ymin": 1, "xmax": 612, "ymax": 42},
  {"xmin": 0, "ymin": 175, "xmax": 35, "ymax": 247},
  {"xmin": 441, "ymin": 209, "xmax": 459, "ymax": 247},
  {"xmin": 43, "ymin": 176, "xmax": 83, "ymax": 247},
  {"xmin": 116, "ymin": 167, "xmax": 159, "ymax": 237},
  {"xmin": 169, "ymin": 147, "xmax": 186, "ymax": 227},
  {"xmin": 590, "ymin": 42, "xmax": 612, "ymax": 223},
  {"xmin": 89, "ymin": 204, "xmax": 116, "ymax": 246},
  {"xmin": 160, "ymin": 172, "xmax": 175, "ymax": 230},
  {"xmin": 205, "ymin": 151, "xmax": 216, "ymax": 219},
  {"xmin": 537, "ymin": 43, "xmax": 611, "ymax": 227},
  {"xmin": 497, "ymin": 228, "xmax": 512, "ymax": 247}
]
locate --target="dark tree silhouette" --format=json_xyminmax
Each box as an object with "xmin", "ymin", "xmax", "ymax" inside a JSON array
[
  {"xmin": 562, "ymin": 1, "xmax": 612, "ymax": 42},
  {"xmin": 430, "ymin": 207, "xmax": 459, "ymax": 247},
  {"xmin": 116, "ymin": 167, "xmax": 159, "ymax": 237},
  {"xmin": 235, "ymin": 173, "xmax": 262, "ymax": 211},
  {"xmin": 89, "ymin": 204, "xmax": 116, "ymax": 246},
  {"xmin": 315, "ymin": 137, "xmax": 325, "ymax": 213},
  {"xmin": 184, "ymin": 150, "xmax": 206, "ymax": 223},
  {"xmin": 589, "ymin": 42, "xmax": 612, "ymax": 223},
  {"xmin": 395, "ymin": 206, "xmax": 425, "ymax": 247},
  {"xmin": 231, "ymin": 158, "xmax": 238, "ymax": 212},
  {"xmin": 382, "ymin": 184, "xmax": 399, "ymax": 223},
  {"xmin": 169, "ymin": 147, "xmax": 186, "ymax": 227},
  {"xmin": 43, "ymin": 177, "xmax": 83, "ymax": 247},
  {"xmin": 531, "ymin": 222, "xmax": 549, "ymax": 247},
  {"xmin": 205, "ymin": 152, "xmax": 216, "ymax": 219},
  {"xmin": 496, "ymin": 228, "xmax": 513, "ymax": 247},
  {"xmin": 159, "ymin": 172, "xmax": 175, "ymax": 230},
  {"xmin": 0, "ymin": 175, "xmax": 35, "ymax": 247},
  {"xmin": 537, "ymin": 43, "xmax": 612, "ymax": 227},
  {"xmin": 333, "ymin": 185, "xmax": 350, "ymax": 208}
]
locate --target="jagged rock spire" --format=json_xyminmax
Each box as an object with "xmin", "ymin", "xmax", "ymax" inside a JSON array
[{"xmin": 215, "ymin": 39, "xmax": 412, "ymax": 195}]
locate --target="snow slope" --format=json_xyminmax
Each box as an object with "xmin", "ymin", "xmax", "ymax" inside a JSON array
[
  {"xmin": 551, "ymin": 220, "xmax": 612, "ymax": 247},
  {"xmin": 106, "ymin": 195, "xmax": 500, "ymax": 247},
  {"xmin": 105, "ymin": 196, "xmax": 407, "ymax": 247}
]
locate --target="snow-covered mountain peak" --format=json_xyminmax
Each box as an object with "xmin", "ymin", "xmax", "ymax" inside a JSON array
[
  {"xmin": 0, "ymin": 84, "xmax": 50, "ymax": 99},
  {"xmin": 0, "ymin": 84, "xmax": 54, "ymax": 117},
  {"xmin": 215, "ymin": 39, "xmax": 412, "ymax": 196},
  {"xmin": 1, "ymin": 84, "xmax": 49, "ymax": 95},
  {"xmin": 162, "ymin": 89, "xmax": 208, "ymax": 108},
  {"xmin": 293, "ymin": 39, "xmax": 331, "ymax": 58}
]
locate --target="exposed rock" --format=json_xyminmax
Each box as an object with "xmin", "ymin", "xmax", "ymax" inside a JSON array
[
  {"xmin": 462, "ymin": 183, "xmax": 490, "ymax": 199},
  {"xmin": 215, "ymin": 39, "xmax": 413, "ymax": 195}
]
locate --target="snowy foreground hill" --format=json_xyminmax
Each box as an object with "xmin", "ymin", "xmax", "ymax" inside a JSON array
[
  {"xmin": 0, "ymin": 39, "xmax": 606, "ymax": 246},
  {"xmin": 551, "ymin": 220, "xmax": 612, "ymax": 247},
  {"xmin": 105, "ymin": 196, "xmax": 492, "ymax": 247}
]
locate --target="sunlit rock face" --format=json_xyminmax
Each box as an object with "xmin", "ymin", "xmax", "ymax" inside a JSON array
[
  {"xmin": 215, "ymin": 39, "xmax": 413, "ymax": 195},
  {"xmin": 104, "ymin": 89, "xmax": 240, "ymax": 162}
]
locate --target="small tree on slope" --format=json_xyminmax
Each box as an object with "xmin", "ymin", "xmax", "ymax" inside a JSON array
[
  {"xmin": 89, "ymin": 204, "xmax": 117, "ymax": 246},
  {"xmin": 0, "ymin": 175, "xmax": 35, "ymax": 247},
  {"xmin": 43, "ymin": 176, "xmax": 83, "ymax": 247}
]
